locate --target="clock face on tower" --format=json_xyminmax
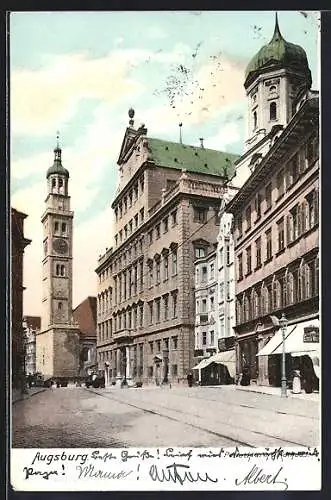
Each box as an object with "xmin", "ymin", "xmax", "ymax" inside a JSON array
[{"xmin": 53, "ymin": 238, "xmax": 68, "ymax": 254}]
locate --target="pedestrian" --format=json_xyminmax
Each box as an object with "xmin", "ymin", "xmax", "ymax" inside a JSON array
[{"xmin": 187, "ymin": 371, "xmax": 193, "ymax": 388}]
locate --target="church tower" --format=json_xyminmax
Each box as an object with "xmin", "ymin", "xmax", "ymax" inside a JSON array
[
  {"xmin": 230, "ymin": 12, "xmax": 313, "ymax": 189},
  {"xmin": 243, "ymin": 13, "xmax": 312, "ymax": 151},
  {"xmin": 36, "ymin": 136, "xmax": 80, "ymax": 379}
]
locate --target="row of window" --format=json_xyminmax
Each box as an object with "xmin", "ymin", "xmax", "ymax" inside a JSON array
[
  {"xmin": 236, "ymin": 256, "xmax": 319, "ymax": 325},
  {"xmin": 196, "ymin": 296, "xmax": 215, "ymax": 313},
  {"xmin": 195, "ymin": 330, "xmax": 215, "ymax": 347},
  {"xmin": 252, "ymin": 99, "xmax": 278, "ymax": 131},
  {"xmin": 147, "ymin": 209, "xmax": 177, "ymax": 244},
  {"xmin": 53, "ymin": 221, "xmax": 67, "ymax": 234},
  {"xmin": 237, "ymin": 189, "xmax": 319, "ymax": 281},
  {"xmin": 99, "ymin": 237, "xmax": 145, "ymax": 282},
  {"xmin": 114, "ymin": 175, "xmax": 145, "ymax": 221},
  {"xmin": 148, "ymin": 335, "xmax": 178, "ymax": 353},
  {"xmin": 114, "ymin": 208, "xmax": 145, "ymax": 247},
  {"xmin": 98, "ymin": 291, "xmax": 179, "ymax": 340},
  {"xmin": 237, "ymin": 134, "xmax": 319, "ymax": 238},
  {"xmin": 50, "ymin": 176, "xmax": 67, "ymax": 191},
  {"xmin": 55, "ymin": 263, "xmax": 66, "ymax": 277},
  {"xmin": 148, "ymin": 290, "xmax": 178, "ymax": 325},
  {"xmin": 195, "ymin": 262, "xmax": 216, "ymax": 284}
]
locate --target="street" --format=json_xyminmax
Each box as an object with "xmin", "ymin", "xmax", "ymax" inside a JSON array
[{"xmin": 12, "ymin": 385, "xmax": 319, "ymax": 448}]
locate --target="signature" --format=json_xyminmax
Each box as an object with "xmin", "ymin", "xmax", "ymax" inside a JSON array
[
  {"xmin": 76, "ymin": 464, "xmax": 133, "ymax": 480},
  {"xmin": 149, "ymin": 463, "xmax": 218, "ymax": 485},
  {"xmin": 23, "ymin": 467, "xmax": 58, "ymax": 481},
  {"xmin": 235, "ymin": 464, "xmax": 288, "ymax": 490}
]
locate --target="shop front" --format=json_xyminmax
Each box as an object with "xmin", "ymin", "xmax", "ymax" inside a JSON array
[
  {"xmin": 193, "ymin": 350, "xmax": 235, "ymax": 386},
  {"xmin": 257, "ymin": 318, "xmax": 320, "ymax": 392}
]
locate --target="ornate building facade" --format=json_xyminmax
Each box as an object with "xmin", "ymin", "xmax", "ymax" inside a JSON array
[
  {"xmin": 95, "ymin": 113, "xmax": 239, "ymax": 385},
  {"xmin": 12, "ymin": 208, "xmax": 31, "ymax": 391},
  {"xmin": 23, "ymin": 315, "xmax": 40, "ymax": 376},
  {"xmin": 226, "ymin": 16, "xmax": 319, "ymax": 387},
  {"xmin": 36, "ymin": 141, "xmax": 80, "ymax": 379}
]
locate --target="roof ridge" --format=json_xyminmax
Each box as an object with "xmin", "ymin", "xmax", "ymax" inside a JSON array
[{"xmin": 147, "ymin": 136, "xmax": 240, "ymax": 156}]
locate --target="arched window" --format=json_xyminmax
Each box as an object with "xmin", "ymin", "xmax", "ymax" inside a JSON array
[
  {"xmin": 59, "ymin": 178, "xmax": 63, "ymax": 188},
  {"xmin": 52, "ymin": 178, "xmax": 56, "ymax": 188},
  {"xmin": 270, "ymin": 102, "xmax": 277, "ymax": 121},
  {"xmin": 287, "ymin": 273, "xmax": 294, "ymax": 305},
  {"xmin": 253, "ymin": 111, "xmax": 257, "ymax": 130},
  {"xmin": 58, "ymin": 302, "xmax": 63, "ymax": 310},
  {"xmin": 61, "ymin": 265, "xmax": 65, "ymax": 276},
  {"xmin": 269, "ymin": 85, "xmax": 277, "ymax": 93},
  {"xmin": 56, "ymin": 264, "xmax": 60, "ymax": 275}
]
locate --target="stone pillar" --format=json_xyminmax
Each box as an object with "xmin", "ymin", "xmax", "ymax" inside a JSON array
[
  {"xmin": 126, "ymin": 346, "xmax": 130, "ymax": 378},
  {"xmin": 116, "ymin": 349, "xmax": 122, "ymax": 385},
  {"xmin": 104, "ymin": 362, "xmax": 110, "ymax": 387}
]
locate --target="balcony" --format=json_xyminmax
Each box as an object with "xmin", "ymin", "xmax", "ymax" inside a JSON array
[{"xmin": 113, "ymin": 329, "xmax": 134, "ymax": 344}]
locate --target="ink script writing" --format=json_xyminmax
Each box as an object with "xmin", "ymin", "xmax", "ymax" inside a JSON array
[
  {"xmin": 234, "ymin": 464, "xmax": 288, "ymax": 490},
  {"xmin": 76, "ymin": 464, "xmax": 133, "ymax": 480},
  {"xmin": 23, "ymin": 467, "xmax": 58, "ymax": 481},
  {"xmin": 149, "ymin": 463, "xmax": 218, "ymax": 485}
]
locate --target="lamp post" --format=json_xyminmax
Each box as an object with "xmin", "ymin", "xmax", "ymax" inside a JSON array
[{"xmin": 279, "ymin": 313, "xmax": 288, "ymax": 398}]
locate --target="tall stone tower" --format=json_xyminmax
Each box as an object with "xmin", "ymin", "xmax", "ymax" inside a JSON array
[
  {"xmin": 36, "ymin": 136, "xmax": 80, "ymax": 379},
  {"xmin": 243, "ymin": 13, "xmax": 312, "ymax": 151}
]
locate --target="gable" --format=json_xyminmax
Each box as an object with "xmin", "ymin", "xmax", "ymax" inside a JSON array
[{"xmin": 117, "ymin": 125, "xmax": 148, "ymax": 165}]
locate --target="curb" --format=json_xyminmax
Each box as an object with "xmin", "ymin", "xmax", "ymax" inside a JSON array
[
  {"xmin": 12, "ymin": 388, "xmax": 47, "ymax": 405},
  {"xmin": 235, "ymin": 387, "xmax": 319, "ymax": 400}
]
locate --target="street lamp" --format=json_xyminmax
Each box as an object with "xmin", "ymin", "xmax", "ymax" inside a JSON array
[
  {"xmin": 270, "ymin": 313, "xmax": 288, "ymax": 398},
  {"xmin": 279, "ymin": 313, "xmax": 288, "ymax": 398}
]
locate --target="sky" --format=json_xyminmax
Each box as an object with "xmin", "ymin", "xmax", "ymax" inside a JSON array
[{"xmin": 10, "ymin": 10, "xmax": 319, "ymax": 316}]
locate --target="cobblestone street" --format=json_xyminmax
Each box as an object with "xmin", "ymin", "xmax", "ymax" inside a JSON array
[{"xmin": 12, "ymin": 385, "xmax": 319, "ymax": 448}]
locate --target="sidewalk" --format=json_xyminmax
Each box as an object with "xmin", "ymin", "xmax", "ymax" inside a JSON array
[
  {"xmin": 12, "ymin": 386, "xmax": 47, "ymax": 404},
  {"xmin": 234, "ymin": 384, "xmax": 320, "ymax": 401}
]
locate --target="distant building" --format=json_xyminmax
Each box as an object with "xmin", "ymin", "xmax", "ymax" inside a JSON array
[
  {"xmin": 194, "ymin": 246, "xmax": 218, "ymax": 359},
  {"xmin": 95, "ymin": 113, "xmax": 239, "ymax": 386},
  {"xmin": 226, "ymin": 17, "xmax": 319, "ymax": 388},
  {"xmin": 12, "ymin": 208, "xmax": 31, "ymax": 391},
  {"xmin": 216, "ymin": 191, "xmax": 237, "ymax": 347},
  {"xmin": 193, "ymin": 189, "xmax": 238, "ymax": 385},
  {"xmin": 72, "ymin": 296, "xmax": 97, "ymax": 376},
  {"xmin": 23, "ymin": 316, "xmax": 41, "ymax": 376}
]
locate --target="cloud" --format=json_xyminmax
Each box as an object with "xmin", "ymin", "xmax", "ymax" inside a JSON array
[
  {"xmin": 175, "ymin": 57, "xmax": 246, "ymax": 125},
  {"xmin": 11, "ymin": 51, "xmax": 145, "ymax": 136},
  {"xmin": 201, "ymin": 121, "xmax": 242, "ymax": 151},
  {"xmin": 11, "ymin": 45, "xmax": 189, "ymax": 137}
]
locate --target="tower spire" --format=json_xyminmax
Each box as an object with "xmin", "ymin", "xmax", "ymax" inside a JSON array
[
  {"xmin": 54, "ymin": 131, "xmax": 62, "ymax": 162},
  {"xmin": 272, "ymin": 12, "xmax": 282, "ymax": 40}
]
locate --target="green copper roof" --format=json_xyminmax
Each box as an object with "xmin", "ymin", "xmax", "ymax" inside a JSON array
[
  {"xmin": 146, "ymin": 137, "xmax": 238, "ymax": 179},
  {"xmin": 245, "ymin": 14, "xmax": 311, "ymax": 87},
  {"xmin": 46, "ymin": 147, "xmax": 69, "ymax": 179}
]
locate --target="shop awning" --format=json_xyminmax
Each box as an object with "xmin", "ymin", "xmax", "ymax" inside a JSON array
[
  {"xmin": 193, "ymin": 350, "xmax": 236, "ymax": 378},
  {"xmin": 193, "ymin": 357, "xmax": 213, "ymax": 371},
  {"xmin": 211, "ymin": 350, "xmax": 236, "ymax": 378},
  {"xmin": 257, "ymin": 318, "xmax": 319, "ymax": 356}
]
